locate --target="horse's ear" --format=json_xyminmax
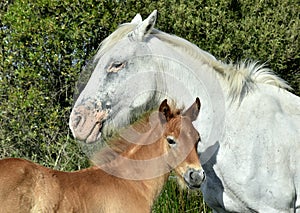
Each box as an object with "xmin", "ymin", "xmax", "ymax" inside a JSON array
[
  {"xmin": 130, "ymin": 10, "xmax": 157, "ymax": 41},
  {"xmin": 183, "ymin": 97, "xmax": 201, "ymax": 121},
  {"xmin": 159, "ymin": 99, "xmax": 172, "ymax": 122},
  {"xmin": 130, "ymin": 13, "xmax": 142, "ymax": 24}
]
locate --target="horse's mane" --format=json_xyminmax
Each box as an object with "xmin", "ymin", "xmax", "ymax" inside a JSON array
[{"xmin": 93, "ymin": 23, "xmax": 291, "ymax": 102}]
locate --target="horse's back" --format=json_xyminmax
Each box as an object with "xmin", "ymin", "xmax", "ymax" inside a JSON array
[
  {"xmin": 214, "ymin": 85, "xmax": 300, "ymax": 212},
  {"xmin": 248, "ymin": 87, "xmax": 300, "ymax": 212}
]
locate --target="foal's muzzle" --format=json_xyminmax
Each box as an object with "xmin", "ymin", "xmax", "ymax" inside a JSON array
[{"xmin": 184, "ymin": 168, "xmax": 205, "ymax": 189}]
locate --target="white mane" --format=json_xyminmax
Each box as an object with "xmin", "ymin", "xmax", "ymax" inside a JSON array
[{"xmin": 94, "ymin": 24, "xmax": 292, "ymax": 101}]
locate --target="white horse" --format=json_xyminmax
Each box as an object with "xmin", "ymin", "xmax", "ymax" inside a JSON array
[{"xmin": 70, "ymin": 11, "xmax": 300, "ymax": 212}]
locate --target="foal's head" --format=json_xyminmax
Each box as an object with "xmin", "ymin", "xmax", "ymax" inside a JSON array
[
  {"xmin": 92, "ymin": 98, "xmax": 205, "ymax": 188},
  {"xmin": 158, "ymin": 97, "xmax": 205, "ymax": 189}
]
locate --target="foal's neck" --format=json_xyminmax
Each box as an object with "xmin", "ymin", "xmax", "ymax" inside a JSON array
[
  {"xmin": 122, "ymin": 134, "xmax": 170, "ymax": 202},
  {"xmin": 97, "ymin": 121, "xmax": 170, "ymax": 204},
  {"xmin": 91, "ymin": 116, "xmax": 171, "ymax": 206}
]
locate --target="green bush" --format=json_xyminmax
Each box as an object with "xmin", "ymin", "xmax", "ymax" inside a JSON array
[{"xmin": 0, "ymin": 0, "xmax": 299, "ymax": 212}]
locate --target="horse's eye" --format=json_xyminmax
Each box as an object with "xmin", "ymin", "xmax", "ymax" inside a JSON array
[
  {"xmin": 107, "ymin": 61, "xmax": 126, "ymax": 73},
  {"xmin": 112, "ymin": 61, "xmax": 123, "ymax": 68},
  {"xmin": 167, "ymin": 136, "xmax": 176, "ymax": 147}
]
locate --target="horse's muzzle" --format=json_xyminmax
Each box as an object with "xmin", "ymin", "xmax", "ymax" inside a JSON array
[{"xmin": 69, "ymin": 101, "xmax": 109, "ymax": 143}]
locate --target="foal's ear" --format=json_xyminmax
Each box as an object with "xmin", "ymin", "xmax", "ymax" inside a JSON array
[
  {"xmin": 130, "ymin": 10, "xmax": 157, "ymax": 41},
  {"xmin": 159, "ymin": 99, "xmax": 172, "ymax": 122},
  {"xmin": 183, "ymin": 97, "xmax": 201, "ymax": 121}
]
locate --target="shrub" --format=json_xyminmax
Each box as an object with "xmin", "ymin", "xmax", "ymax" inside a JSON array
[{"xmin": 0, "ymin": 0, "xmax": 298, "ymax": 211}]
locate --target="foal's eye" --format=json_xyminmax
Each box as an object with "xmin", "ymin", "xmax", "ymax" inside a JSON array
[{"xmin": 167, "ymin": 136, "xmax": 177, "ymax": 147}]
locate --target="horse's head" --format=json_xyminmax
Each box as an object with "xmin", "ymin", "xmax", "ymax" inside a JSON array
[
  {"xmin": 69, "ymin": 9, "xmax": 222, "ymax": 148},
  {"xmin": 159, "ymin": 97, "xmax": 205, "ymax": 189},
  {"xmin": 69, "ymin": 11, "xmax": 162, "ymax": 143}
]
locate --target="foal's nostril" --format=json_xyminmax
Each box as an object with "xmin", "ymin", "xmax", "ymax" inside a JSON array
[
  {"xmin": 190, "ymin": 170, "xmax": 201, "ymax": 183},
  {"xmin": 202, "ymin": 170, "xmax": 206, "ymax": 181}
]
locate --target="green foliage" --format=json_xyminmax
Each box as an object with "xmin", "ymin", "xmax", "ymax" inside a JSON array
[
  {"xmin": 153, "ymin": 0, "xmax": 299, "ymax": 94},
  {"xmin": 0, "ymin": 0, "xmax": 298, "ymax": 212}
]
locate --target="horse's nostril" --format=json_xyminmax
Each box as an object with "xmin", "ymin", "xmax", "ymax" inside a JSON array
[
  {"xmin": 72, "ymin": 115, "xmax": 82, "ymax": 129},
  {"xmin": 105, "ymin": 101, "xmax": 111, "ymax": 109}
]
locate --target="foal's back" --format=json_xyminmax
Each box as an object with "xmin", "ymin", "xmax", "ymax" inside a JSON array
[
  {"xmin": 0, "ymin": 158, "xmax": 148, "ymax": 213},
  {"xmin": 0, "ymin": 158, "xmax": 52, "ymax": 212},
  {"xmin": 0, "ymin": 158, "xmax": 71, "ymax": 212}
]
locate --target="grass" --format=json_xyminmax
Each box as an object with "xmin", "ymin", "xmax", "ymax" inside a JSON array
[{"xmin": 152, "ymin": 175, "xmax": 212, "ymax": 213}]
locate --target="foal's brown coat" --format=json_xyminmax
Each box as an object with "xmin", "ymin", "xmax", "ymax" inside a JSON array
[{"xmin": 0, "ymin": 99, "xmax": 203, "ymax": 213}]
